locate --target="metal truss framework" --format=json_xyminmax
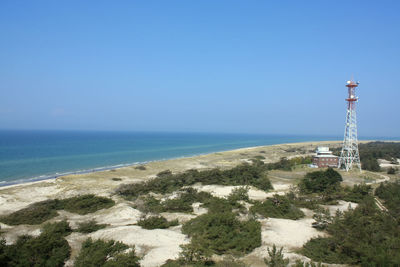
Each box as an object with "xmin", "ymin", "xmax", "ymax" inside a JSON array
[{"xmin": 339, "ymin": 80, "xmax": 361, "ymax": 172}]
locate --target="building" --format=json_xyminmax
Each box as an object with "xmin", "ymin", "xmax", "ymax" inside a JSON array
[{"xmin": 312, "ymin": 147, "xmax": 338, "ymax": 168}]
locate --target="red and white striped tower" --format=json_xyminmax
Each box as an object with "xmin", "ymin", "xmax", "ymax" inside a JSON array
[{"xmin": 339, "ymin": 79, "xmax": 361, "ymax": 171}]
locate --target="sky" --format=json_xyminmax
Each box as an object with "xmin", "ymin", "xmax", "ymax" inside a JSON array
[{"xmin": 0, "ymin": 1, "xmax": 399, "ymax": 137}]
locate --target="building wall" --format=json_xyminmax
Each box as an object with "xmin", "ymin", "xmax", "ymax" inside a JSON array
[{"xmin": 312, "ymin": 157, "xmax": 338, "ymax": 168}]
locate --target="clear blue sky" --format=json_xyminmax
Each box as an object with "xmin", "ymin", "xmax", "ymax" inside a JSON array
[{"xmin": 1, "ymin": 1, "xmax": 399, "ymax": 137}]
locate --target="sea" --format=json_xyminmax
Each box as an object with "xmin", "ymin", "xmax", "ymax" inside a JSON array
[{"xmin": 0, "ymin": 130, "xmax": 391, "ymax": 186}]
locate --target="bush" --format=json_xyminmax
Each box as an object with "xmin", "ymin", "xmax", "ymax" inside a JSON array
[
  {"xmin": 375, "ymin": 181, "xmax": 400, "ymax": 218},
  {"xmin": 0, "ymin": 195, "xmax": 115, "ymax": 225},
  {"xmin": 182, "ymin": 211, "xmax": 261, "ymax": 255},
  {"xmin": 358, "ymin": 142, "xmax": 400, "ymax": 171},
  {"xmin": 266, "ymin": 156, "xmax": 312, "ymax": 171},
  {"xmin": 134, "ymin": 189, "xmax": 213, "ymax": 214},
  {"xmin": 74, "ymin": 238, "xmax": 140, "ymax": 267},
  {"xmin": 111, "ymin": 178, "xmax": 122, "ymax": 181},
  {"xmin": 387, "ymin": 167, "xmax": 396, "ymax": 174},
  {"xmin": 299, "ymin": 168, "xmax": 342, "ymax": 194},
  {"xmin": 135, "ymin": 165, "xmax": 146, "ymax": 170},
  {"xmin": 137, "ymin": 216, "xmax": 178, "ymax": 229},
  {"xmin": 60, "ymin": 194, "xmax": 115, "ymax": 215},
  {"xmin": 202, "ymin": 196, "xmax": 245, "ymax": 214},
  {"xmin": 76, "ymin": 220, "xmax": 108, "ymax": 233},
  {"xmin": 227, "ymin": 186, "xmax": 249, "ymax": 203},
  {"xmin": 341, "ymin": 183, "xmax": 372, "ymax": 203},
  {"xmin": 0, "ymin": 221, "xmax": 71, "ymax": 267},
  {"xmin": 301, "ymin": 196, "xmax": 400, "ymax": 265},
  {"xmin": 116, "ymin": 163, "xmax": 273, "ymax": 199},
  {"xmin": 250, "ymin": 194, "xmax": 304, "ymax": 220},
  {"xmin": 0, "ymin": 199, "xmax": 60, "ymax": 225},
  {"xmin": 264, "ymin": 244, "xmax": 289, "ymax": 267}
]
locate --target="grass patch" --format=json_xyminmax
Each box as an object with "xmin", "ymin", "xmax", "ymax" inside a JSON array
[
  {"xmin": 137, "ymin": 215, "xmax": 178, "ymax": 229},
  {"xmin": 250, "ymin": 194, "xmax": 305, "ymax": 220},
  {"xmin": 76, "ymin": 220, "xmax": 108, "ymax": 233},
  {"xmin": 0, "ymin": 194, "xmax": 115, "ymax": 225},
  {"xmin": 111, "ymin": 178, "xmax": 122, "ymax": 181}
]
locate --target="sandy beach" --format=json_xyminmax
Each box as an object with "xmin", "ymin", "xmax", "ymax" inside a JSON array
[{"xmin": 0, "ymin": 140, "xmax": 383, "ymax": 266}]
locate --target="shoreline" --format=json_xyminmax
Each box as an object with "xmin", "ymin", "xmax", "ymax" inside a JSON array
[
  {"xmin": 0, "ymin": 139, "xmax": 393, "ymax": 191},
  {"xmin": 0, "ymin": 139, "xmax": 342, "ymax": 189},
  {"xmin": 0, "ymin": 139, "xmax": 394, "ymax": 267}
]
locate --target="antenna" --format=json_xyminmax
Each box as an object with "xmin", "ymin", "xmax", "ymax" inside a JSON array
[{"xmin": 338, "ymin": 79, "xmax": 361, "ymax": 171}]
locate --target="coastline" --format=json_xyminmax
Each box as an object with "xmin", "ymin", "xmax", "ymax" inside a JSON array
[
  {"xmin": 0, "ymin": 140, "xmax": 343, "ymax": 190},
  {"xmin": 0, "ymin": 139, "xmax": 392, "ymax": 267},
  {"xmin": 1, "ymin": 139, "xmax": 388, "ymax": 191}
]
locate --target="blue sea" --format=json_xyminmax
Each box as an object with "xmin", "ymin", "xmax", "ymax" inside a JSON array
[{"xmin": 0, "ymin": 130, "xmax": 383, "ymax": 186}]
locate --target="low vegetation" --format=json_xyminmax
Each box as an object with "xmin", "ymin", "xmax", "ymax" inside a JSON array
[
  {"xmin": 137, "ymin": 215, "xmax": 178, "ymax": 229},
  {"xmin": 76, "ymin": 220, "xmax": 108, "ymax": 233},
  {"xmin": 0, "ymin": 199, "xmax": 60, "ymax": 225},
  {"xmin": 375, "ymin": 181, "xmax": 400, "ymax": 218},
  {"xmin": 117, "ymin": 162, "xmax": 273, "ymax": 199},
  {"xmin": 0, "ymin": 194, "xmax": 115, "ymax": 225},
  {"xmin": 265, "ymin": 156, "xmax": 312, "ymax": 171},
  {"xmin": 0, "ymin": 221, "xmax": 72, "ymax": 267},
  {"xmin": 118, "ymin": 156, "xmax": 314, "ymax": 200},
  {"xmin": 301, "ymin": 196, "xmax": 400, "ymax": 265},
  {"xmin": 182, "ymin": 211, "xmax": 261, "ymax": 255},
  {"xmin": 334, "ymin": 141, "xmax": 400, "ymax": 171},
  {"xmin": 134, "ymin": 188, "xmax": 213, "ymax": 214},
  {"xmin": 162, "ymin": 257, "xmax": 248, "ymax": 267},
  {"xmin": 298, "ymin": 168, "xmax": 342, "ymax": 194},
  {"xmin": 74, "ymin": 238, "xmax": 140, "ymax": 267},
  {"xmin": 250, "ymin": 194, "xmax": 305, "ymax": 220}
]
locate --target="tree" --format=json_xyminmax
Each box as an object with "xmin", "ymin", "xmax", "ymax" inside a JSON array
[{"xmin": 264, "ymin": 245, "xmax": 289, "ymax": 267}]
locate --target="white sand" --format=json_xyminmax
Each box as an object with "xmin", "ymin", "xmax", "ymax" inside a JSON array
[
  {"xmin": 323, "ymin": 200, "xmax": 358, "ymax": 216},
  {"xmin": 89, "ymin": 225, "xmax": 189, "ymax": 267},
  {"xmin": 260, "ymin": 217, "xmax": 325, "ymax": 249},
  {"xmin": 191, "ymin": 183, "xmax": 289, "ymax": 201}
]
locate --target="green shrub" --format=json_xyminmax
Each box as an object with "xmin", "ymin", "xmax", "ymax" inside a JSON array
[
  {"xmin": 74, "ymin": 238, "xmax": 140, "ymax": 267},
  {"xmin": 375, "ymin": 181, "xmax": 400, "ymax": 218},
  {"xmin": 60, "ymin": 194, "xmax": 115, "ymax": 215},
  {"xmin": 202, "ymin": 196, "xmax": 245, "ymax": 214},
  {"xmin": 134, "ymin": 195, "xmax": 164, "ymax": 213},
  {"xmin": 227, "ymin": 186, "xmax": 249, "ymax": 203},
  {"xmin": 137, "ymin": 215, "xmax": 178, "ymax": 229},
  {"xmin": 0, "ymin": 195, "xmax": 115, "ymax": 225},
  {"xmin": 111, "ymin": 178, "xmax": 122, "ymax": 181},
  {"xmin": 76, "ymin": 220, "xmax": 108, "ymax": 233},
  {"xmin": 358, "ymin": 142, "xmax": 400, "ymax": 171},
  {"xmin": 0, "ymin": 221, "xmax": 71, "ymax": 267},
  {"xmin": 264, "ymin": 244, "xmax": 289, "ymax": 267},
  {"xmin": 116, "ymin": 163, "xmax": 273, "ymax": 199},
  {"xmin": 135, "ymin": 165, "xmax": 146, "ymax": 170},
  {"xmin": 250, "ymin": 194, "xmax": 304, "ymax": 220},
  {"xmin": 0, "ymin": 199, "xmax": 60, "ymax": 225},
  {"xmin": 301, "ymin": 196, "xmax": 400, "ymax": 265},
  {"xmin": 266, "ymin": 156, "xmax": 312, "ymax": 171},
  {"xmin": 298, "ymin": 168, "xmax": 342, "ymax": 194},
  {"xmin": 134, "ymin": 189, "xmax": 213, "ymax": 214},
  {"xmin": 341, "ymin": 183, "xmax": 372, "ymax": 203},
  {"xmin": 182, "ymin": 211, "xmax": 261, "ymax": 255},
  {"xmin": 387, "ymin": 167, "xmax": 396, "ymax": 174}
]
